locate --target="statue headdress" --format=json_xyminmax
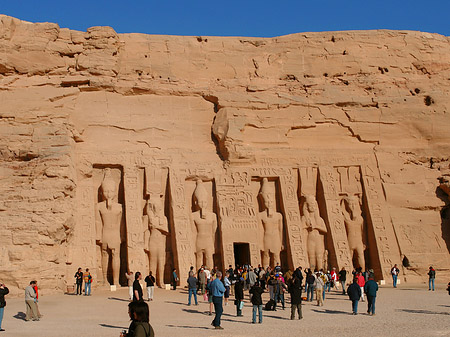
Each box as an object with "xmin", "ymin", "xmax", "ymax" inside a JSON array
[{"xmin": 194, "ymin": 179, "xmax": 208, "ymax": 203}]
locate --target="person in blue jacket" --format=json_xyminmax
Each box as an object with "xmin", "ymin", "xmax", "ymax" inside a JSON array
[
  {"xmin": 209, "ymin": 271, "xmax": 226, "ymax": 330},
  {"xmin": 364, "ymin": 276, "xmax": 379, "ymax": 315}
]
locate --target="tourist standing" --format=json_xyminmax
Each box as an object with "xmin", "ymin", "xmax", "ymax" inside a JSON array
[
  {"xmin": 364, "ymin": 276, "xmax": 379, "ymax": 316},
  {"xmin": 356, "ymin": 272, "xmax": 365, "ymax": 301},
  {"xmin": 428, "ymin": 266, "xmax": 436, "ymax": 291},
  {"xmin": 306, "ymin": 270, "xmax": 316, "ymax": 302},
  {"xmin": 121, "ymin": 301, "xmax": 155, "ymax": 337},
  {"xmin": 347, "ymin": 278, "xmax": 362, "ymax": 315},
  {"xmin": 126, "ymin": 271, "xmax": 134, "ymax": 300},
  {"xmin": 25, "ymin": 280, "xmax": 39, "ymax": 321},
  {"xmin": 391, "ymin": 264, "xmax": 400, "ymax": 288},
  {"xmin": 32, "ymin": 281, "xmax": 43, "ymax": 318},
  {"xmin": 187, "ymin": 271, "xmax": 198, "ymax": 306},
  {"xmin": 274, "ymin": 274, "xmax": 286, "ymax": 310},
  {"xmin": 330, "ymin": 267, "xmax": 339, "ymax": 291},
  {"xmin": 83, "ymin": 268, "xmax": 92, "ymax": 296},
  {"xmin": 314, "ymin": 272, "xmax": 324, "ymax": 306},
  {"xmin": 0, "ymin": 282, "xmax": 9, "ymax": 332},
  {"xmin": 339, "ymin": 267, "xmax": 347, "ymax": 294},
  {"xmin": 288, "ymin": 276, "xmax": 303, "ymax": 320},
  {"xmin": 145, "ymin": 272, "xmax": 155, "ymax": 301},
  {"xmin": 74, "ymin": 267, "xmax": 83, "ymax": 295},
  {"xmin": 234, "ymin": 277, "xmax": 244, "ymax": 317},
  {"xmin": 209, "ymin": 271, "xmax": 226, "ymax": 330},
  {"xmin": 133, "ymin": 272, "xmax": 143, "ymax": 302},
  {"xmin": 224, "ymin": 272, "xmax": 231, "ymax": 306},
  {"xmin": 249, "ymin": 281, "xmax": 264, "ymax": 324},
  {"xmin": 199, "ymin": 268, "xmax": 207, "ymax": 301},
  {"xmin": 171, "ymin": 269, "xmax": 178, "ymax": 290}
]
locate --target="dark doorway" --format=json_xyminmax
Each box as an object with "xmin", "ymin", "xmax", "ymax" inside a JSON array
[{"xmin": 234, "ymin": 243, "xmax": 250, "ymax": 267}]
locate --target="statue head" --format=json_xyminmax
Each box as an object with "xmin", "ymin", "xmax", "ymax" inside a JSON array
[
  {"xmin": 345, "ymin": 195, "xmax": 359, "ymax": 211},
  {"xmin": 148, "ymin": 194, "xmax": 163, "ymax": 214},
  {"xmin": 259, "ymin": 178, "xmax": 275, "ymax": 211},
  {"xmin": 194, "ymin": 179, "xmax": 208, "ymax": 211},
  {"xmin": 304, "ymin": 194, "xmax": 318, "ymax": 213},
  {"xmin": 101, "ymin": 169, "xmax": 116, "ymax": 202}
]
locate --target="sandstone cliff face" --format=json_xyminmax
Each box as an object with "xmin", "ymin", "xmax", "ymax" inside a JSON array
[{"xmin": 0, "ymin": 15, "xmax": 449, "ymax": 295}]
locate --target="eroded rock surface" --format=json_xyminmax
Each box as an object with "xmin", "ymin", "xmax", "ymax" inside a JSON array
[{"xmin": 1, "ymin": 15, "xmax": 449, "ymax": 295}]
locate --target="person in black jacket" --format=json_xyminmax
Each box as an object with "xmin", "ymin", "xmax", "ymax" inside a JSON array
[
  {"xmin": 74, "ymin": 267, "xmax": 83, "ymax": 295},
  {"xmin": 347, "ymin": 278, "xmax": 362, "ymax": 315},
  {"xmin": 0, "ymin": 282, "xmax": 9, "ymax": 332},
  {"xmin": 234, "ymin": 277, "xmax": 244, "ymax": 317},
  {"xmin": 249, "ymin": 281, "xmax": 264, "ymax": 324},
  {"xmin": 133, "ymin": 272, "xmax": 144, "ymax": 302},
  {"xmin": 288, "ymin": 276, "xmax": 303, "ymax": 320}
]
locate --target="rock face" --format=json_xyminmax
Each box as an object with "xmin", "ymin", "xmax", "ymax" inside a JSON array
[{"xmin": 0, "ymin": 15, "xmax": 449, "ymax": 295}]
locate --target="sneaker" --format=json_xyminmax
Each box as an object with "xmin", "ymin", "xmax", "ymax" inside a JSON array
[
  {"xmin": 215, "ymin": 326, "xmax": 224, "ymax": 330},
  {"xmin": 0, "ymin": 329, "xmax": 5, "ymax": 332}
]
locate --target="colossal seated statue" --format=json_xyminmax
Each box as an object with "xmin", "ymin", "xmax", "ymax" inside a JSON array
[
  {"xmin": 341, "ymin": 195, "xmax": 365, "ymax": 270},
  {"xmin": 144, "ymin": 194, "xmax": 169, "ymax": 287},
  {"xmin": 96, "ymin": 169, "xmax": 123, "ymax": 285},
  {"xmin": 302, "ymin": 194, "xmax": 327, "ymax": 270},
  {"xmin": 258, "ymin": 178, "xmax": 283, "ymax": 268},
  {"xmin": 191, "ymin": 179, "xmax": 217, "ymax": 270}
]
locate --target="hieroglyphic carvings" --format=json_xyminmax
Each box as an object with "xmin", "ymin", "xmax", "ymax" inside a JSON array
[
  {"xmin": 216, "ymin": 168, "xmax": 260, "ymax": 268},
  {"xmin": 278, "ymin": 170, "xmax": 308, "ymax": 269},
  {"xmin": 123, "ymin": 166, "xmax": 146, "ymax": 275},
  {"xmin": 361, "ymin": 164, "xmax": 401, "ymax": 280},
  {"xmin": 318, "ymin": 167, "xmax": 353, "ymax": 272},
  {"xmin": 169, "ymin": 170, "xmax": 195, "ymax": 281}
]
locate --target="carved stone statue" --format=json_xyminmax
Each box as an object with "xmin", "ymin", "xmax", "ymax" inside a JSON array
[
  {"xmin": 258, "ymin": 178, "xmax": 283, "ymax": 268},
  {"xmin": 302, "ymin": 194, "xmax": 327, "ymax": 270},
  {"xmin": 96, "ymin": 169, "xmax": 123, "ymax": 285},
  {"xmin": 341, "ymin": 195, "xmax": 365, "ymax": 270},
  {"xmin": 144, "ymin": 194, "xmax": 169, "ymax": 287},
  {"xmin": 191, "ymin": 179, "xmax": 217, "ymax": 270}
]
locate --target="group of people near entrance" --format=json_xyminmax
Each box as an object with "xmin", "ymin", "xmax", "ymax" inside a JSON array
[{"xmin": 180, "ymin": 263, "xmax": 383, "ymax": 329}]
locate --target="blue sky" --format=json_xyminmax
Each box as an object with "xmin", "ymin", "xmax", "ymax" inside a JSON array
[{"xmin": 1, "ymin": 0, "xmax": 449, "ymax": 37}]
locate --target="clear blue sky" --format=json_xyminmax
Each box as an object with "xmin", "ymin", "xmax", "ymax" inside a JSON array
[{"xmin": 1, "ymin": 0, "xmax": 449, "ymax": 37}]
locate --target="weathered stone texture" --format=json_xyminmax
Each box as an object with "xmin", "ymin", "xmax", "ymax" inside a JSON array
[{"xmin": 0, "ymin": 15, "xmax": 449, "ymax": 295}]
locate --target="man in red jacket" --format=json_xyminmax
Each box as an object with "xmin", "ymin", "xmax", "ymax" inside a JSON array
[{"xmin": 356, "ymin": 271, "xmax": 365, "ymax": 302}]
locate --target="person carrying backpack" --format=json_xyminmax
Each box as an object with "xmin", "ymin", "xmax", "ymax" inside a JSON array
[{"xmin": 428, "ymin": 266, "xmax": 436, "ymax": 291}]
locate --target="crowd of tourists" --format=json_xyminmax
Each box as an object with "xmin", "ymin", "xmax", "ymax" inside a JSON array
[{"xmin": 0, "ymin": 263, "xmax": 447, "ymax": 334}]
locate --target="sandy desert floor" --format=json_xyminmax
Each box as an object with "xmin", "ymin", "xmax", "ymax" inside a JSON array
[{"xmin": 1, "ymin": 282, "xmax": 449, "ymax": 337}]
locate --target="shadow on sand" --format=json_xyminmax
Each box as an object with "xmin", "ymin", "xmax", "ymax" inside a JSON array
[
  {"xmin": 99, "ymin": 323, "xmax": 128, "ymax": 329},
  {"xmin": 397, "ymin": 308, "xmax": 450, "ymax": 316}
]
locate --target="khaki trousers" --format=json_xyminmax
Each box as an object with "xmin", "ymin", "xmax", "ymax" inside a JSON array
[
  {"xmin": 25, "ymin": 300, "xmax": 39, "ymax": 320},
  {"xmin": 315, "ymin": 289, "xmax": 323, "ymax": 306}
]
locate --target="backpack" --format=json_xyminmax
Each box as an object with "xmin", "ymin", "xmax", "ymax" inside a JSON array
[{"xmin": 264, "ymin": 299, "xmax": 276, "ymax": 311}]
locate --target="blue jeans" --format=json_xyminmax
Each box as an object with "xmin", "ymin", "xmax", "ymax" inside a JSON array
[
  {"xmin": 212, "ymin": 296, "xmax": 223, "ymax": 327},
  {"xmin": 252, "ymin": 304, "xmax": 263, "ymax": 323},
  {"xmin": 306, "ymin": 284, "xmax": 314, "ymax": 301},
  {"xmin": 367, "ymin": 296, "xmax": 376, "ymax": 314},
  {"xmin": 429, "ymin": 278, "xmax": 435, "ymax": 291},
  {"xmin": 325, "ymin": 283, "xmax": 331, "ymax": 292},
  {"xmin": 323, "ymin": 287, "xmax": 326, "ymax": 300},
  {"xmin": 392, "ymin": 275, "xmax": 398, "ymax": 288},
  {"xmin": 0, "ymin": 306, "xmax": 4, "ymax": 329},
  {"xmin": 188, "ymin": 288, "xmax": 198, "ymax": 305},
  {"xmin": 352, "ymin": 300, "xmax": 359, "ymax": 313},
  {"xmin": 85, "ymin": 282, "xmax": 91, "ymax": 296}
]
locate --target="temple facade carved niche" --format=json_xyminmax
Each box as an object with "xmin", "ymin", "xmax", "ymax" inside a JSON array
[
  {"xmin": 298, "ymin": 167, "xmax": 328, "ymax": 271},
  {"xmin": 257, "ymin": 178, "xmax": 284, "ymax": 268},
  {"xmin": 190, "ymin": 179, "xmax": 219, "ymax": 270},
  {"xmin": 334, "ymin": 166, "xmax": 381, "ymax": 275},
  {"xmin": 94, "ymin": 167, "xmax": 127, "ymax": 286},
  {"xmin": 142, "ymin": 167, "xmax": 173, "ymax": 286}
]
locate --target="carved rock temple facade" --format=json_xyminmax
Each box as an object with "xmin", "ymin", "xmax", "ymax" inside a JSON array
[{"xmin": 0, "ymin": 15, "xmax": 449, "ymax": 295}]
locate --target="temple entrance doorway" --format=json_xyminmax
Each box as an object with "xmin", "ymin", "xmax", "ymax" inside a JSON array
[{"xmin": 234, "ymin": 243, "xmax": 250, "ymax": 267}]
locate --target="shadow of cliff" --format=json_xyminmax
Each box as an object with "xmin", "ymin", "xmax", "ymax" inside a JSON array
[{"xmin": 435, "ymin": 187, "xmax": 450, "ymax": 253}]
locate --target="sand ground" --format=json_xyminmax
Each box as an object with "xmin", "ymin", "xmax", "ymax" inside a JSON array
[{"xmin": 1, "ymin": 283, "xmax": 449, "ymax": 337}]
